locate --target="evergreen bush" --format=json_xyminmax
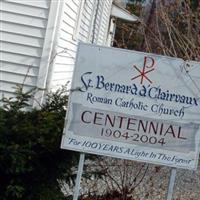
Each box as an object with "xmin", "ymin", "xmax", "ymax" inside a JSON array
[{"xmin": 0, "ymin": 85, "xmax": 78, "ymax": 200}]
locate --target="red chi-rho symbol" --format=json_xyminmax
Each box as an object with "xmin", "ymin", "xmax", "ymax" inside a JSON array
[{"xmin": 131, "ymin": 56, "xmax": 155, "ymax": 84}]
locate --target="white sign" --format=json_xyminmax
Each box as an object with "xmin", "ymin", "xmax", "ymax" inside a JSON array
[{"xmin": 61, "ymin": 43, "xmax": 200, "ymax": 170}]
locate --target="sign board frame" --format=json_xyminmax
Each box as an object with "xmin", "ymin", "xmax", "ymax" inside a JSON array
[{"xmin": 61, "ymin": 42, "xmax": 200, "ymax": 170}]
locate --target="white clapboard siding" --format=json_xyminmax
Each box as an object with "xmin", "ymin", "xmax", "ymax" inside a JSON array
[
  {"xmin": 51, "ymin": 0, "xmax": 95, "ymax": 88},
  {"xmin": 53, "ymin": 63, "xmax": 74, "ymax": 73},
  {"xmin": 1, "ymin": 41, "xmax": 43, "ymax": 57},
  {"xmin": 55, "ymin": 55, "xmax": 75, "ymax": 66},
  {"xmin": 61, "ymin": 21, "xmax": 75, "ymax": 35},
  {"xmin": 56, "ymin": 40, "xmax": 77, "ymax": 60},
  {"xmin": 1, "ymin": 62, "xmax": 39, "ymax": 77},
  {"xmin": 1, "ymin": 0, "xmax": 114, "ymax": 104},
  {"xmin": 1, "ymin": 1, "xmax": 49, "ymax": 18},
  {"xmin": 1, "ymin": 32, "xmax": 44, "ymax": 48},
  {"xmin": 50, "ymin": 0, "xmax": 113, "ymax": 89},
  {"xmin": 52, "ymin": 78, "xmax": 72, "ymax": 89},
  {"xmin": 0, "ymin": 11, "xmax": 47, "ymax": 28},
  {"xmin": 57, "ymin": 39, "xmax": 77, "ymax": 53},
  {"xmin": 50, "ymin": 0, "xmax": 80, "ymax": 88},
  {"xmin": 1, "ymin": 52, "xmax": 41, "ymax": 67},
  {"xmin": 0, "ymin": 21, "xmax": 46, "ymax": 38},
  {"xmin": 4, "ymin": 0, "xmax": 50, "ymax": 9},
  {"xmin": 56, "ymin": 46, "xmax": 76, "ymax": 58},
  {"xmin": 53, "ymin": 71, "xmax": 73, "ymax": 80},
  {"xmin": 0, "ymin": 0, "xmax": 51, "ymax": 101},
  {"xmin": 1, "ymin": 71, "xmax": 37, "ymax": 86},
  {"xmin": 95, "ymin": 0, "xmax": 112, "ymax": 45},
  {"xmin": 63, "ymin": 3, "xmax": 77, "ymax": 21},
  {"xmin": 0, "ymin": 81, "xmax": 36, "ymax": 94},
  {"xmin": 52, "ymin": 71, "xmax": 73, "ymax": 87},
  {"xmin": 79, "ymin": 0, "xmax": 95, "ymax": 42},
  {"xmin": 92, "ymin": 0, "xmax": 103, "ymax": 43}
]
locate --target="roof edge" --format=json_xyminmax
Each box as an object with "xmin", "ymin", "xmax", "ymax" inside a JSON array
[{"xmin": 111, "ymin": 3, "xmax": 138, "ymax": 22}]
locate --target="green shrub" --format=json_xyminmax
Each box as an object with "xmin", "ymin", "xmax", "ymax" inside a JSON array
[{"xmin": 0, "ymin": 86, "xmax": 78, "ymax": 200}]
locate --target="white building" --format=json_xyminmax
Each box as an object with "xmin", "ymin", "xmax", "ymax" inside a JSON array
[{"xmin": 0, "ymin": 0, "xmax": 137, "ymax": 106}]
